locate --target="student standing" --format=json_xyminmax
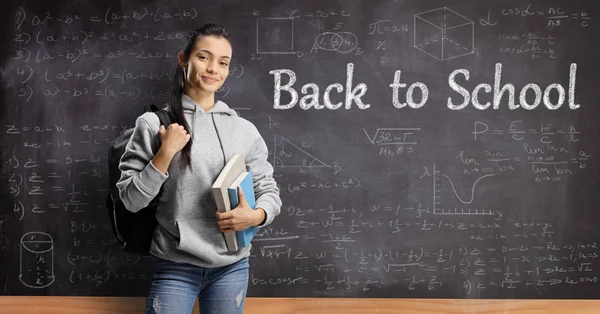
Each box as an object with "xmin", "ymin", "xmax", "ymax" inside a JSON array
[{"xmin": 116, "ymin": 23, "xmax": 281, "ymax": 314}]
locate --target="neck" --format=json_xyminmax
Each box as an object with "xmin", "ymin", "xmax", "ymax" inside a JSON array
[{"xmin": 183, "ymin": 87, "xmax": 215, "ymax": 112}]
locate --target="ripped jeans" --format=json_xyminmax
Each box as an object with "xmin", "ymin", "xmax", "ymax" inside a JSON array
[{"xmin": 145, "ymin": 257, "xmax": 249, "ymax": 314}]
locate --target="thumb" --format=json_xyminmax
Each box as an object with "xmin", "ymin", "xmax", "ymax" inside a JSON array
[
  {"xmin": 237, "ymin": 187, "xmax": 247, "ymax": 205},
  {"xmin": 159, "ymin": 125, "xmax": 166, "ymax": 135}
]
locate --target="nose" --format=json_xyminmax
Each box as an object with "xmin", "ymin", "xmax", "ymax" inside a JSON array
[{"xmin": 206, "ymin": 61, "xmax": 216, "ymax": 73}]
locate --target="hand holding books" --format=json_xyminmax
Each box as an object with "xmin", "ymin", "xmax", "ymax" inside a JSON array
[
  {"xmin": 211, "ymin": 154, "xmax": 260, "ymax": 252},
  {"xmin": 215, "ymin": 186, "xmax": 263, "ymax": 232}
]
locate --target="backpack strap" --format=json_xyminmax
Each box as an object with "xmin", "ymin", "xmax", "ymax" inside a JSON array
[
  {"xmin": 154, "ymin": 110, "xmax": 174, "ymax": 128},
  {"xmin": 151, "ymin": 110, "xmax": 175, "ymax": 201}
]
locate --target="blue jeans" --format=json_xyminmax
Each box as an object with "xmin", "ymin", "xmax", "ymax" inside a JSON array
[{"xmin": 145, "ymin": 257, "xmax": 249, "ymax": 314}]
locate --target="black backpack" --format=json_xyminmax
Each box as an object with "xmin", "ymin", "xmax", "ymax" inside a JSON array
[{"xmin": 106, "ymin": 106, "xmax": 174, "ymax": 255}]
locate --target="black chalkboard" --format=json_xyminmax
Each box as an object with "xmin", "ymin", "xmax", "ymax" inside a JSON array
[{"xmin": 1, "ymin": 0, "xmax": 600, "ymax": 299}]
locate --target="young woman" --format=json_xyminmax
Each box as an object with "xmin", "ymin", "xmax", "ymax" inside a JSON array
[{"xmin": 116, "ymin": 23, "xmax": 281, "ymax": 314}]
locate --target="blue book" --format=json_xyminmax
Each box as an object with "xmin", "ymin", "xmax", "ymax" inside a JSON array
[
  {"xmin": 212, "ymin": 154, "xmax": 245, "ymax": 252},
  {"xmin": 227, "ymin": 171, "xmax": 257, "ymax": 248}
]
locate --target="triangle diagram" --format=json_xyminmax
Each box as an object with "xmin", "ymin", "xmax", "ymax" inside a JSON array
[{"xmin": 273, "ymin": 135, "xmax": 330, "ymax": 169}]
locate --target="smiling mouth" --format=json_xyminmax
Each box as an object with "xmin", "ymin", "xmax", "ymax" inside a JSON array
[{"xmin": 201, "ymin": 76, "xmax": 218, "ymax": 83}]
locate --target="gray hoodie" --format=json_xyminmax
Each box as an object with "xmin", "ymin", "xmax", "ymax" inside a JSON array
[{"xmin": 116, "ymin": 95, "xmax": 281, "ymax": 268}]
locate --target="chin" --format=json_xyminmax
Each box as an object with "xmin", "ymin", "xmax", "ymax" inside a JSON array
[
  {"xmin": 204, "ymin": 86, "xmax": 222, "ymax": 93},
  {"xmin": 197, "ymin": 82, "xmax": 222, "ymax": 93}
]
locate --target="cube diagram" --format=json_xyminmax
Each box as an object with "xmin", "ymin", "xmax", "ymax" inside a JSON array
[
  {"xmin": 256, "ymin": 17, "xmax": 295, "ymax": 54},
  {"xmin": 414, "ymin": 7, "xmax": 474, "ymax": 60}
]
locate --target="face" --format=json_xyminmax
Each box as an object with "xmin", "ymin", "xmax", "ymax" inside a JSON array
[{"xmin": 179, "ymin": 35, "xmax": 232, "ymax": 94}]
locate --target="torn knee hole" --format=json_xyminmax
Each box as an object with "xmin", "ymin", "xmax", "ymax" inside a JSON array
[
  {"xmin": 235, "ymin": 289, "xmax": 244, "ymax": 308},
  {"xmin": 152, "ymin": 296, "xmax": 161, "ymax": 314}
]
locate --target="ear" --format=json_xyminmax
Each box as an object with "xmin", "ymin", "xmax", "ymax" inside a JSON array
[{"xmin": 177, "ymin": 50, "xmax": 186, "ymax": 68}]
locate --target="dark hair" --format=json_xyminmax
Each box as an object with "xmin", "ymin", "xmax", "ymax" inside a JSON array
[{"xmin": 169, "ymin": 23, "xmax": 231, "ymax": 169}]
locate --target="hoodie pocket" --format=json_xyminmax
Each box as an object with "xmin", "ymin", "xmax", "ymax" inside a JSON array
[{"xmin": 175, "ymin": 219, "xmax": 228, "ymax": 256}]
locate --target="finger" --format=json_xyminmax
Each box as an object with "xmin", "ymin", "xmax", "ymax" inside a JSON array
[
  {"xmin": 220, "ymin": 227, "xmax": 235, "ymax": 232},
  {"xmin": 216, "ymin": 219, "xmax": 231, "ymax": 228},
  {"xmin": 222, "ymin": 225, "xmax": 235, "ymax": 232},
  {"xmin": 237, "ymin": 187, "xmax": 245, "ymax": 202},
  {"xmin": 159, "ymin": 125, "xmax": 165, "ymax": 134},
  {"xmin": 216, "ymin": 211, "xmax": 233, "ymax": 220},
  {"xmin": 217, "ymin": 221, "xmax": 230, "ymax": 232},
  {"xmin": 216, "ymin": 217, "xmax": 234, "ymax": 227},
  {"xmin": 238, "ymin": 188, "xmax": 249, "ymax": 207}
]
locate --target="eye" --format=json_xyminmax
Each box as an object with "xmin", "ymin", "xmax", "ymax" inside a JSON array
[
  {"xmin": 220, "ymin": 61, "xmax": 229, "ymax": 66},
  {"xmin": 199, "ymin": 55, "xmax": 208, "ymax": 60}
]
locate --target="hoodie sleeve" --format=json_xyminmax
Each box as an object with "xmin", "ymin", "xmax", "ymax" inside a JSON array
[
  {"xmin": 116, "ymin": 114, "xmax": 169, "ymax": 213},
  {"xmin": 246, "ymin": 131, "xmax": 282, "ymax": 228}
]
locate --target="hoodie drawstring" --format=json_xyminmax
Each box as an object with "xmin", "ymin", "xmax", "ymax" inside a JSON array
[{"xmin": 211, "ymin": 114, "xmax": 227, "ymax": 167}]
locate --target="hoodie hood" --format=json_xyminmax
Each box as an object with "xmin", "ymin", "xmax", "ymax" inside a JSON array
[
  {"xmin": 164, "ymin": 94, "xmax": 238, "ymax": 159},
  {"xmin": 175, "ymin": 94, "xmax": 239, "ymax": 116}
]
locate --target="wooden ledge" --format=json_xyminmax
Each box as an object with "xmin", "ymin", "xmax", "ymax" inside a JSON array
[{"xmin": 1, "ymin": 297, "xmax": 600, "ymax": 313}]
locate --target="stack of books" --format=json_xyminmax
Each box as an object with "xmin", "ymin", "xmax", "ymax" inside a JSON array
[{"xmin": 211, "ymin": 154, "xmax": 258, "ymax": 252}]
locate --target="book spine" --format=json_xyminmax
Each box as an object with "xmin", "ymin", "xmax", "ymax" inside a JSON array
[
  {"xmin": 213, "ymin": 187, "xmax": 238, "ymax": 252},
  {"xmin": 236, "ymin": 227, "xmax": 257, "ymax": 247}
]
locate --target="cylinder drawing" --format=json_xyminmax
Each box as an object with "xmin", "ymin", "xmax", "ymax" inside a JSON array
[{"xmin": 19, "ymin": 232, "xmax": 55, "ymax": 288}]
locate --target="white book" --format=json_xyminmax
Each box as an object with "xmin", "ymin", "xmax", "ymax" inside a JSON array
[{"xmin": 211, "ymin": 154, "xmax": 246, "ymax": 252}]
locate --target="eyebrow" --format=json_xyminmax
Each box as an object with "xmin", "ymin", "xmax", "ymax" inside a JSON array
[{"xmin": 198, "ymin": 49, "xmax": 231, "ymax": 59}]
